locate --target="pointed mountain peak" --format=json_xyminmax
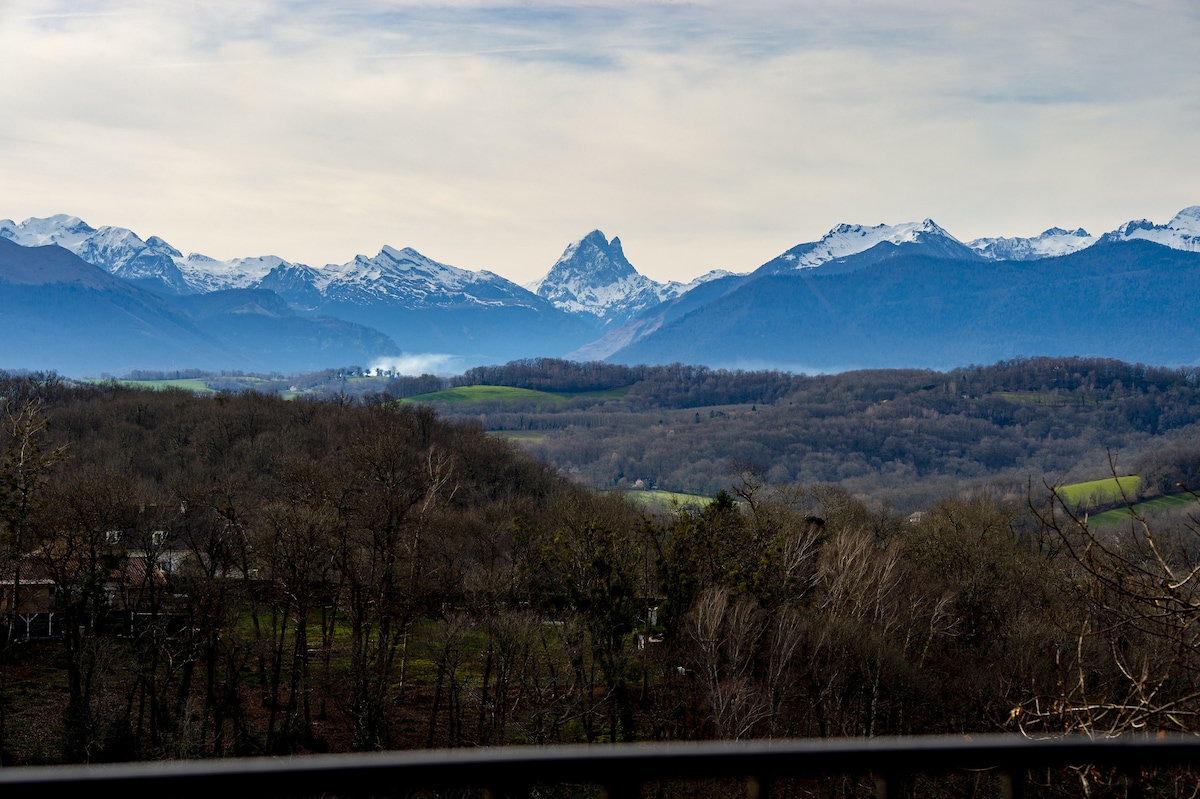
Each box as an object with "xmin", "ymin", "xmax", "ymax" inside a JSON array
[
  {"xmin": 578, "ymin": 229, "xmax": 609, "ymax": 247},
  {"xmin": 915, "ymin": 218, "xmax": 957, "ymax": 239},
  {"xmin": 536, "ymin": 230, "xmax": 638, "ymax": 291},
  {"xmin": 380, "ymin": 244, "xmax": 413, "ymax": 260},
  {"xmin": 530, "ymin": 230, "xmax": 681, "ymax": 324},
  {"xmin": 548, "ymin": 230, "xmax": 634, "ymax": 277},
  {"xmin": 143, "ymin": 235, "xmax": 183, "ymax": 257}
]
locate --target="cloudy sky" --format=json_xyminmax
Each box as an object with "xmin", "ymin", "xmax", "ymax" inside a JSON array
[{"xmin": 1, "ymin": 0, "xmax": 1197, "ymax": 284}]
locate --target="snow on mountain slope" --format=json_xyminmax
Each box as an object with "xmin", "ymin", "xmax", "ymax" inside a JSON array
[
  {"xmin": 771, "ymin": 219, "xmax": 965, "ymax": 271},
  {"xmin": 8, "ymin": 206, "xmax": 1200, "ymax": 325},
  {"xmin": 676, "ymin": 269, "xmax": 737, "ymax": 292},
  {"xmin": 531, "ymin": 231, "xmax": 661, "ymax": 320},
  {"xmin": 0, "ymin": 215, "xmax": 279, "ymax": 294},
  {"xmin": 530, "ymin": 230, "xmax": 723, "ymax": 325},
  {"xmin": 0, "ymin": 214, "xmax": 96, "ymax": 249},
  {"xmin": 0, "ymin": 215, "xmax": 542, "ymax": 312},
  {"xmin": 253, "ymin": 262, "xmax": 326, "ymax": 309},
  {"xmin": 315, "ymin": 245, "xmax": 541, "ymax": 309},
  {"xmin": 181, "ymin": 253, "xmax": 287, "ymax": 292},
  {"xmin": 967, "ymin": 207, "xmax": 1200, "ymax": 261},
  {"xmin": 968, "ymin": 228, "xmax": 1098, "ymax": 261},
  {"xmin": 1103, "ymin": 206, "xmax": 1200, "ymax": 252}
]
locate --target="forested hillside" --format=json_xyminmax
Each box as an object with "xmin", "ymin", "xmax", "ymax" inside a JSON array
[
  {"xmin": 3, "ymin": 372, "xmax": 1200, "ymax": 784},
  {"xmin": 403, "ymin": 357, "xmax": 1200, "ymax": 507}
]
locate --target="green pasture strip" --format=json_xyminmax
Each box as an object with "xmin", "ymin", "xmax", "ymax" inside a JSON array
[
  {"xmin": 402, "ymin": 386, "xmax": 561, "ymax": 405},
  {"xmin": 622, "ymin": 489, "xmax": 712, "ymax": 511},
  {"xmin": 1089, "ymin": 493, "xmax": 1196, "ymax": 526},
  {"xmin": 403, "ymin": 385, "xmax": 628, "ymax": 406},
  {"xmin": 92, "ymin": 378, "xmax": 216, "ymax": 394},
  {"xmin": 1057, "ymin": 475, "xmax": 1141, "ymax": 507}
]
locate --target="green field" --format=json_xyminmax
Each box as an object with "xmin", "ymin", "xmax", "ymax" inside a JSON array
[
  {"xmin": 403, "ymin": 385, "xmax": 628, "ymax": 407},
  {"xmin": 94, "ymin": 378, "xmax": 216, "ymax": 394},
  {"xmin": 1089, "ymin": 493, "xmax": 1196, "ymax": 526},
  {"xmin": 1056, "ymin": 475, "xmax": 1141, "ymax": 507},
  {"xmin": 621, "ymin": 489, "xmax": 712, "ymax": 512}
]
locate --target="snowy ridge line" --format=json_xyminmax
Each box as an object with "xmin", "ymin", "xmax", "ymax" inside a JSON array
[
  {"xmin": 2, "ymin": 207, "xmax": 1198, "ymax": 313},
  {"xmin": 777, "ymin": 218, "xmax": 959, "ymax": 270}
]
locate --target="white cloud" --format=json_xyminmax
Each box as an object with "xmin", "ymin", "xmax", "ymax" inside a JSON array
[
  {"xmin": 0, "ymin": 0, "xmax": 1197, "ymax": 284},
  {"xmin": 369, "ymin": 353, "xmax": 463, "ymax": 376}
]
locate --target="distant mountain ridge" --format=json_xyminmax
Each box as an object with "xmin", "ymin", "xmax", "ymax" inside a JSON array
[
  {"xmin": 0, "ymin": 237, "xmax": 405, "ymax": 375},
  {"xmin": 3, "ymin": 206, "xmax": 1200, "ymax": 375},
  {"xmin": 607, "ymin": 238, "xmax": 1200, "ymax": 370},
  {"xmin": 7, "ymin": 206, "xmax": 1199, "ymax": 311}
]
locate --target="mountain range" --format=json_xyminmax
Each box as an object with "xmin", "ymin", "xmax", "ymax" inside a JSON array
[{"xmin": 1, "ymin": 207, "xmax": 1198, "ymax": 375}]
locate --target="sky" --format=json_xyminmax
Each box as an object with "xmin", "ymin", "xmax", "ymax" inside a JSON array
[{"xmin": 1, "ymin": 0, "xmax": 1198, "ymax": 285}]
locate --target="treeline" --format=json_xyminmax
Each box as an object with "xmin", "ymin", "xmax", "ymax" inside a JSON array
[
  {"xmin": 413, "ymin": 359, "xmax": 802, "ymax": 409},
  {"xmin": 2, "ymin": 372, "xmax": 1200, "ymax": 796},
  {"xmin": 453, "ymin": 359, "xmax": 643, "ymax": 393},
  {"xmin": 948, "ymin": 356, "xmax": 1200, "ymax": 397}
]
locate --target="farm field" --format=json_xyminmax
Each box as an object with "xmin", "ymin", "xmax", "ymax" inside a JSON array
[
  {"xmin": 402, "ymin": 385, "xmax": 628, "ymax": 407},
  {"xmin": 92, "ymin": 378, "xmax": 216, "ymax": 394},
  {"xmin": 1089, "ymin": 493, "xmax": 1196, "ymax": 526},
  {"xmin": 1056, "ymin": 476, "xmax": 1141, "ymax": 508},
  {"xmin": 620, "ymin": 488, "xmax": 712, "ymax": 512}
]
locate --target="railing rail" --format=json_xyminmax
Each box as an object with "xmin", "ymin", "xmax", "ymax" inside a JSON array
[{"xmin": 0, "ymin": 734, "xmax": 1195, "ymax": 798}]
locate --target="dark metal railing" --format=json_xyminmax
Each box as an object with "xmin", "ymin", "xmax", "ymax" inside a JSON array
[{"xmin": 0, "ymin": 734, "xmax": 1196, "ymax": 798}]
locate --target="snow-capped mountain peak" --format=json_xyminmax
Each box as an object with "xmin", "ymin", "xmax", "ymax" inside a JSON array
[
  {"xmin": 529, "ymin": 230, "xmax": 635, "ymax": 292},
  {"xmin": 530, "ymin": 230, "xmax": 684, "ymax": 325},
  {"xmin": 311, "ymin": 245, "xmax": 538, "ymax": 309},
  {"xmin": 760, "ymin": 217, "xmax": 971, "ymax": 275},
  {"xmin": 968, "ymin": 226, "xmax": 1097, "ymax": 261},
  {"xmin": 1, "ymin": 214, "xmax": 97, "ymax": 249},
  {"xmin": 971, "ymin": 207, "xmax": 1200, "ymax": 261},
  {"xmin": 0, "ymin": 214, "xmax": 293, "ymax": 294},
  {"xmin": 1102, "ymin": 206, "xmax": 1200, "ymax": 253},
  {"xmin": 825, "ymin": 217, "xmax": 953, "ymax": 244}
]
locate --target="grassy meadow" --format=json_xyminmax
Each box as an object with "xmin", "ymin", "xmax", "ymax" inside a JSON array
[
  {"xmin": 1056, "ymin": 475, "xmax": 1141, "ymax": 508},
  {"xmin": 621, "ymin": 489, "xmax": 713, "ymax": 512},
  {"xmin": 92, "ymin": 378, "xmax": 217, "ymax": 394},
  {"xmin": 402, "ymin": 384, "xmax": 628, "ymax": 407},
  {"xmin": 1089, "ymin": 493, "xmax": 1196, "ymax": 526}
]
